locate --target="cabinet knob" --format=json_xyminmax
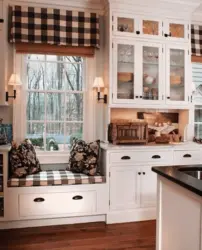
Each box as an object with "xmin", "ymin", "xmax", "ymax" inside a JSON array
[
  {"xmin": 136, "ymin": 31, "xmax": 140, "ymax": 35},
  {"xmin": 72, "ymin": 195, "xmax": 83, "ymax": 200},
  {"xmin": 33, "ymin": 197, "xmax": 45, "ymax": 203},
  {"xmin": 183, "ymin": 154, "xmax": 192, "ymax": 158},
  {"xmin": 143, "ymin": 172, "xmax": 146, "ymax": 175},
  {"xmin": 138, "ymin": 172, "xmax": 141, "ymax": 175},
  {"xmin": 121, "ymin": 156, "xmax": 131, "ymax": 160},
  {"xmin": 167, "ymin": 97, "xmax": 170, "ymax": 99},
  {"xmin": 164, "ymin": 33, "xmax": 168, "ymax": 37},
  {"xmin": 139, "ymin": 96, "xmax": 143, "ymax": 99},
  {"xmin": 0, "ymin": 19, "xmax": 4, "ymax": 23},
  {"xmin": 136, "ymin": 96, "xmax": 139, "ymax": 99}
]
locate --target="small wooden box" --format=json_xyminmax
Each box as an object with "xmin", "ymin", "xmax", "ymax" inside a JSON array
[{"xmin": 108, "ymin": 122, "xmax": 148, "ymax": 145}]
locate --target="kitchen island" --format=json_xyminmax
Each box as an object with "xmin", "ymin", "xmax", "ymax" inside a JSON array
[{"xmin": 152, "ymin": 165, "xmax": 202, "ymax": 250}]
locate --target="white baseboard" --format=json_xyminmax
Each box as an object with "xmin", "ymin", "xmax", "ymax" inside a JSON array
[
  {"xmin": 106, "ymin": 208, "xmax": 156, "ymax": 224},
  {"xmin": 0, "ymin": 215, "xmax": 106, "ymax": 230}
]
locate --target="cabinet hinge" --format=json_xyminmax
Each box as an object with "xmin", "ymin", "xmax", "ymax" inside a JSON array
[
  {"xmin": 109, "ymin": 200, "xmax": 110, "ymax": 206},
  {"xmin": 162, "ymin": 47, "xmax": 164, "ymax": 53},
  {"xmin": 112, "ymin": 93, "xmax": 113, "ymax": 99},
  {"xmin": 162, "ymin": 22, "xmax": 163, "ymax": 27},
  {"xmin": 112, "ymin": 16, "xmax": 114, "ymax": 22},
  {"xmin": 188, "ymin": 50, "xmax": 189, "ymax": 55},
  {"xmin": 187, "ymin": 24, "xmax": 189, "ymax": 30},
  {"xmin": 112, "ymin": 25, "xmax": 114, "ymax": 31},
  {"xmin": 112, "ymin": 43, "xmax": 114, "ymax": 49},
  {"xmin": 109, "ymin": 172, "xmax": 111, "ymax": 178}
]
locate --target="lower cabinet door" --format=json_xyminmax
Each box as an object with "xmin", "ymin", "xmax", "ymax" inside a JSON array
[
  {"xmin": 110, "ymin": 166, "xmax": 139, "ymax": 210},
  {"xmin": 140, "ymin": 166, "xmax": 157, "ymax": 208}
]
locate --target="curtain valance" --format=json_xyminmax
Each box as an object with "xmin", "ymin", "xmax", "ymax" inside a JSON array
[
  {"xmin": 9, "ymin": 5, "xmax": 100, "ymax": 49},
  {"xmin": 191, "ymin": 24, "xmax": 202, "ymax": 57}
]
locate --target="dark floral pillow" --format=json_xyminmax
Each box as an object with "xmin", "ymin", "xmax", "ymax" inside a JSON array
[
  {"xmin": 9, "ymin": 139, "xmax": 41, "ymax": 178},
  {"xmin": 68, "ymin": 138, "xmax": 100, "ymax": 176}
]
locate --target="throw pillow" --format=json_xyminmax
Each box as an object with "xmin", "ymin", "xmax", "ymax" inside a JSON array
[
  {"xmin": 68, "ymin": 138, "xmax": 100, "ymax": 176},
  {"xmin": 9, "ymin": 139, "xmax": 41, "ymax": 178}
]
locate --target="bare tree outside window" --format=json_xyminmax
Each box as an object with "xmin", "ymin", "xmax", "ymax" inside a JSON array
[{"xmin": 26, "ymin": 55, "xmax": 84, "ymax": 151}]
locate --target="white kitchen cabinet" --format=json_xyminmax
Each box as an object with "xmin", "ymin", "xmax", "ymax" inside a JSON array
[
  {"xmin": 110, "ymin": 166, "xmax": 139, "ymax": 210},
  {"xmin": 113, "ymin": 13, "xmax": 189, "ymax": 42},
  {"xmin": 163, "ymin": 19, "xmax": 189, "ymax": 42},
  {"xmin": 165, "ymin": 44, "xmax": 190, "ymax": 105},
  {"xmin": 139, "ymin": 166, "xmax": 157, "ymax": 208},
  {"xmin": 110, "ymin": 165, "xmax": 157, "ymax": 211}
]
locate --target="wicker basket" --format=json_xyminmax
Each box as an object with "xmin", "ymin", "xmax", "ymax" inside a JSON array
[
  {"xmin": 108, "ymin": 122, "xmax": 148, "ymax": 145},
  {"xmin": 118, "ymin": 72, "xmax": 133, "ymax": 82},
  {"xmin": 170, "ymin": 75, "xmax": 181, "ymax": 85}
]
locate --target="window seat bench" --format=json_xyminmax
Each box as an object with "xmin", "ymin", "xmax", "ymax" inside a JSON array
[{"xmin": 8, "ymin": 170, "xmax": 106, "ymax": 187}]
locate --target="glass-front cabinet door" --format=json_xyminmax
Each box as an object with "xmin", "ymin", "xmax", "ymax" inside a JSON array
[
  {"xmin": 166, "ymin": 44, "xmax": 189, "ymax": 104},
  {"xmin": 114, "ymin": 13, "xmax": 138, "ymax": 36},
  {"xmin": 113, "ymin": 40, "xmax": 136, "ymax": 103},
  {"xmin": 164, "ymin": 20, "xmax": 189, "ymax": 42},
  {"xmin": 139, "ymin": 18, "xmax": 162, "ymax": 38},
  {"xmin": 140, "ymin": 42, "xmax": 164, "ymax": 104}
]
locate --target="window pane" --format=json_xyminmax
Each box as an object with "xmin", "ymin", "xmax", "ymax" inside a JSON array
[
  {"xmin": 47, "ymin": 93, "xmax": 65, "ymax": 121},
  {"xmin": 27, "ymin": 54, "xmax": 45, "ymax": 61},
  {"xmin": 66, "ymin": 94, "xmax": 83, "ymax": 121},
  {"xmin": 63, "ymin": 56, "xmax": 83, "ymax": 64},
  {"xmin": 195, "ymin": 124, "xmax": 202, "ymax": 138},
  {"xmin": 46, "ymin": 62, "xmax": 65, "ymax": 90},
  {"xmin": 63, "ymin": 63, "xmax": 83, "ymax": 91},
  {"xmin": 26, "ymin": 123, "xmax": 44, "ymax": 150},
  {"xmin": 27, "ymin": 92, "xmax": 45, "ymax": 120},
  {"xmin": 46, "ymin": 123, "xmax": 64, "ymax": 151},
  {"xmin": 27, "ymin": 62, "xmax": 45, "ymax": 90},
  {"xmin": 65, "ymin": 123, "xmax": 83, "ymax": 149},
  {"xmin": 195, "ymin": 107, "xmax": 202, "ymax": 122}
]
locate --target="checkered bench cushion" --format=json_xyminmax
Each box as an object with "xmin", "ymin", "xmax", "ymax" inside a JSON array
[{"xmin": 8, "ymin": 170, "xmax": 106, "ymax": 187}]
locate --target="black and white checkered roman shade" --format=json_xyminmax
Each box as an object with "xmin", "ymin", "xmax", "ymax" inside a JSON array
[
  {"xmin": 9, "ymin": 5, "xmax": 100, "ymax": 48},
  {"xmin": 191, "ymin": 24, "xmax": 202, "ymax": 56}
]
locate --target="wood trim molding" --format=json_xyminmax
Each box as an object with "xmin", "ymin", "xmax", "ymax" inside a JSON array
[
  {"xmin": 192, "ymin": 55, "xmax": 202, "ymax": 63},
  {"xmin": 15, "ymin": 43, "xmax": 95, "ymax": 57}
]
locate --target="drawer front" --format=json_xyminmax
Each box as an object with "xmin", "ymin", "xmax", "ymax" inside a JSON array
[
  {"xmin": 174, "ymin": 150, "xmax": 201, "ymax": 165},
  {"xmin": 19, "ymin": 191, "xmax": 96, "ymax": 217},
  {"xmin": 109, "ymin": 151, "xmax": 173, "ymax": 165}
]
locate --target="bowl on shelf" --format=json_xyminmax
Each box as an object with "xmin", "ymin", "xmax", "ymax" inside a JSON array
[{"xmin": 118, "ymin": 72, "xmax": 133, "ymax": 82}]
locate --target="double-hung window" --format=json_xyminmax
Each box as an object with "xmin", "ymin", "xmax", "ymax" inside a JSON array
[{"xmin": 24, "ymin": 54, "xmax": 85, "ymax": 152}]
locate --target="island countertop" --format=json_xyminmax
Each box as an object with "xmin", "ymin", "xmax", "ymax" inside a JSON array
[{"xmin": 152, "ymin": 165, "xmax": 202, "ymax": 197}]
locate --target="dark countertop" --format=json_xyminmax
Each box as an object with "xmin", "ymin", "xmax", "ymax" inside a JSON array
[{"xmin": 152, "ymin": 165, "xmax": 202, "ymax": 197}]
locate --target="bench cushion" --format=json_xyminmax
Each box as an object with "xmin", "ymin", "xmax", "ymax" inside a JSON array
[{"xmin": 8, "ymin": 170, "xmax": 106, "ymax": 187}]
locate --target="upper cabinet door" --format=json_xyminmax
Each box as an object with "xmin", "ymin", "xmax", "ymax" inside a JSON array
[
  {"xmin": 166, "ymin": 44, "xmax": 189, "ymax": 105},
  {"xmin": 112, "ymin": 39, "xmax": 138, "ymax": 104},
  {"xmin": 113, "ymin": 13, "xmax": 138, "ymax": 37},
  {"xmin": 163, "ymin": 20, "xmax": 189, "ymax": 42},
  {"xmin": 139, "ymin": 42, "xmax": 164, "ymax": 104},
  {"xmin": 139, "ymin": 17, "xmax": 163, "ymax": 39}
]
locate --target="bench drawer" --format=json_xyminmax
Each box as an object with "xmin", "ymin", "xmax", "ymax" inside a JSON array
[
  {"xmin": 174, "ymin": 150, "xmax": 201, "ymax": 165},
  {"xmin": 109, "ymin": 151, "xmax": 173, "ymax": 165},
  {"xmin": 19, "ymin": 191, "xmax": 97, "ymax": 217}
]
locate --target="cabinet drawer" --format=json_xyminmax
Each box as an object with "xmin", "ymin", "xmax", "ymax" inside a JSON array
[
  {"xmin": 19, "ymin": 191, "xmax": 96, "ymax": 217},
  {"xmin": 109, "ymin": 151, "xmax": 173, "ymax": 165},
  {"xmin": 174, "ymin": 150, "xmax": 201, "ymax": 165}
]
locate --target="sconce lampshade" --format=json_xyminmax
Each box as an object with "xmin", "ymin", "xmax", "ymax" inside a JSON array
[
  {"xmin": 8, "ymin": 73, "xmax": 22, "ymax": 86},
  {"xmin": 93, "ymin": 77, "xmax": 104, "ymax": 91}
]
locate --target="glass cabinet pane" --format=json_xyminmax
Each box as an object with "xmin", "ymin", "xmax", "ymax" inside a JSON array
[
  {"xmin": 169, "ymin": 49, "xmax": 185, "ymax": 101},
  {"xmin": 117, "ymin": 44, "xmax": 134, "ymax": 99},
  {"xmin": 143, "ymin": 46, "xmax": 159, "ymax": 100},
  {"xmin": 169, "ymin": 23, "xmax": 185, "ymax": 38},
  {"xmin": 143, "ymin": 20, "xmax": 159, "ymax": 36},
  {"xmin": 117, "ymin": 17, "xmax": 134, "ymax": 33},
  {"xmin": 195, "ymin": 106, "xmax": 202, "ymax": 138}
]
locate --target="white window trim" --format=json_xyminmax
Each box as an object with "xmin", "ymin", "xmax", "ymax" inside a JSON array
[{"xmin": 13, "ymin": 54, "xmax": 97, "ymax": 163}]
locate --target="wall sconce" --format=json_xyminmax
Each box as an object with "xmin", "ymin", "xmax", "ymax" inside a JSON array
[
  {"xmin": 93, "ymin": 77, "xmax": 107, "ymax": 104},
  {"xmin": 6, "ymin": 73, "xmax": 22, "ymax": 102}
]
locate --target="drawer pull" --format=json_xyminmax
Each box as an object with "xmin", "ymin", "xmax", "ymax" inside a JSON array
[
  {"xmin": 183, "ymin": 154, "xmax": 192, "ymax": 158},
  {"xmin": 33, "ymin": 197, "xmax": 45, "ymax": 203},
  {"xmin": 152, "ymin": 155, "xmax": 161, "ymax": 159},
  {"xmin": 121, "ymin": 156, "xmax": 131, "ymax": 160},
  {"xmin": 72, "ymin": 195, "xmax": 83, "ymax": 200}
]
